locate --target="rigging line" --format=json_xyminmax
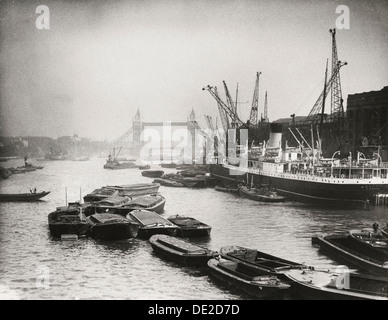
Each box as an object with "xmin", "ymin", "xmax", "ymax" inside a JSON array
[{"xmin": 292, "ymin": 78, "xmax": 325, "ymax": 115}]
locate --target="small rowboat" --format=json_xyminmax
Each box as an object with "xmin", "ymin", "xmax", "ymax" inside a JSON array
[
  {"xmin": 149, "ymin": 234, "xmax": 216, "ymax": 266},
  {"xmin": 0, "ymin": 191, "xmax": 50, "ymax": 202}
]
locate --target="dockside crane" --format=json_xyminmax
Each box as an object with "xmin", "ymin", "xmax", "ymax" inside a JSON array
[
  {"xmin": 249, "ymin": 71, "xmax": 262, "ymax": 127},
  {"xmin": 204, "ymin": 115, "xmax": 210, "ymax": 130},
  {"xmin": 187, "ymin": 108, "xmax": 213, "ymax": 142},
  {"xmin": 111, "ymin": 127, "xmax": 133, "ymax": 146},
  {"xmin": 214, "ymin": 86, "xmax": 230, "ymax": 132},
  {"xmin": 204, "ymin": 115, "xmax": 215, "ymax": 131},
  {"xmin": 288, "ymin": 28, "xmax": 349, "ymax": 158},
  {"xmin": 305, "ymin": 60, "xmax": 347, "ymax": 124},
  {"xmin": 111, "ymin": 108, "xmax": 141, "ymax": 146},
  {"xmin": 223, "ymin": 81, "xmax": 239, "ymax": 128},
  {"xmin": 233, "ymin": 84, "xmax": 249, "ymax": 114},
  {"xmin": 202, "ymin": 85, "xmax": 247, "ymax": 129},
  {"xmin": 304, "ymin": 29, "xmax": 348, "ymax": 126},
  {"xmin": 329, "ymin": 28, "xmax": 344, "ymax": 120},
  {"xmin": 223, "ymin": 81, "xmax": 235, "ymax": 114},
  {"xmin": 329, "ymin": 28, "xmax": 349, "ymax": 144}
]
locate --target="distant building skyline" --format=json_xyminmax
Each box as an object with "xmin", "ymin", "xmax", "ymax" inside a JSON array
[{"xmin": 1, "ymin": 0, "xmax": 387, "ymax": 141}]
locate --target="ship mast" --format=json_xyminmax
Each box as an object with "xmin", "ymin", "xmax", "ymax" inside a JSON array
[{"xmin": 319, "ymin": 59, "xmax": 329, "ymax": 139}]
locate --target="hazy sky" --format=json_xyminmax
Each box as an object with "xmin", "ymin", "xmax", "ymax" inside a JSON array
[{"xmin": 0, "ymin": 0, "xmax": 387, "ymax": 141}]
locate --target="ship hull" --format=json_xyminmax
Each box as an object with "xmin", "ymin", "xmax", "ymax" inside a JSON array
[{"xmin": 210, "ymin": 164, "xmax": 387, "ymax": 209}]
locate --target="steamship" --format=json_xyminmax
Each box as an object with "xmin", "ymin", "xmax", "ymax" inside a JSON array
[{"xmin": 210, "ymin": 128, "xmax": 388, "ymax": 209}]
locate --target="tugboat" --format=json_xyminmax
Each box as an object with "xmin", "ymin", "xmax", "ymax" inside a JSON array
[
  {"xmin": 239, "ymin": 184, "xmax": 286, "ymax": 203},
  {"xmin": 104, "ymin": 147, "xmax": 140, "ymax": 169}
]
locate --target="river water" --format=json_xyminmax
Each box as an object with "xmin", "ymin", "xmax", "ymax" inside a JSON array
[{"xmin": 0, "ymin": 158, "xmax": 387, "ymax": 300}]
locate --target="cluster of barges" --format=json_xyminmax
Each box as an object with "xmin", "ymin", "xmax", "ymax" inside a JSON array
[
  {"xmin": 47, "ymin": 182, "xmax": 212, "ymax": 241},
  {"xmin": 45, "ymin": 177, "xmax": 388, "ymax": 300},
  {"xmin": 140, "ymin": 165, "xmax": 286, "ymax": 202},
  {"xmin": 148, "ymin": 225, "xmax": 388, "ymax": 300}
]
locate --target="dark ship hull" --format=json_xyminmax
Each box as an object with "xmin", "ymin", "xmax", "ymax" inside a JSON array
[{"xmin": 210, "ymin": 163, "xmax": 387, "ymax": 209}]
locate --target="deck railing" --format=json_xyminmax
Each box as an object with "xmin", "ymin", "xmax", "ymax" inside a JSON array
[
  {"xmin": 226, "ymin": 156, "xmax": 388, "ymax": 179},
  {"xmin": 380, "ymin": 162, "xmax": 388, "ymax": 168}
]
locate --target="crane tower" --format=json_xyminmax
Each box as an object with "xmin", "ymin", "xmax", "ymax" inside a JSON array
[
  {"xmin": 329, "ymin": 28, "xmax": 344, "ymax": 118},
  {"xmin": 249, "ymin": 72, "xmax": 261, "ymax": 127}
]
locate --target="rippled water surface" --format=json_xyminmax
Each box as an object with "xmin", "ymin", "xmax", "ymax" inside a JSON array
[{"xmin": 1, "ymin": 158, "xmax": 387, "ymax": 300}]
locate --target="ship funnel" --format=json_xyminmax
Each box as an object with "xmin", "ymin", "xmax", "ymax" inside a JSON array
[{"xmin": 267, "ymin": 123, "xmax": 283, "ymax": 148}]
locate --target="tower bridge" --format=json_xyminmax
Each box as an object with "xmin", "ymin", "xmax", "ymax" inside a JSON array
[{"xmin": 110, "ymin": 109, "xmax": 216, "ymax": 164}]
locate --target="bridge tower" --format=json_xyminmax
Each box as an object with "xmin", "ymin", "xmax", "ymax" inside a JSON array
[{"xmin": 132, "ymin": 109, "xmax": 142, "ymax": 148}]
